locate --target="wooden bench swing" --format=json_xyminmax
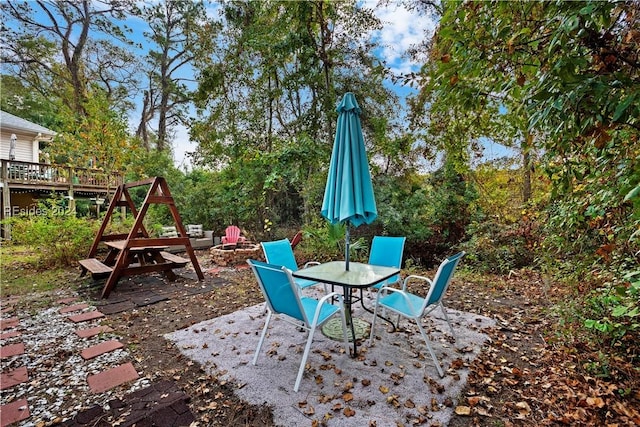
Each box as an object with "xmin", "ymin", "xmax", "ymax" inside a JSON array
[{"xmin": 79, "ymin": 176, "xmax": 204, "ymax": 298}]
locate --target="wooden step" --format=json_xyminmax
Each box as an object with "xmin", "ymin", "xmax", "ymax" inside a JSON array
[{"xmin": 79, "ymin": 258, "xmax": 113, "ymax": 275}]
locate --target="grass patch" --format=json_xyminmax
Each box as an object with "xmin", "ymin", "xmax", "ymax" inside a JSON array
[{"xmin": 0, "ymin": 244, "xmax": 77, "ymax": 296}]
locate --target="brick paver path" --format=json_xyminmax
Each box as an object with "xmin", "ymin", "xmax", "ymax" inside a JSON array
[
  {"xmin": 87, "ymin": 362, "xmax": 140, "ymax": 394},
  {"xmin": 0, "ymin": 398, "xmax": 30, "ymax": 427}
]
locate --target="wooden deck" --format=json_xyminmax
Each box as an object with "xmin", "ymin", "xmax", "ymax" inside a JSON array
[{"xmin": 1, "ymin": 159, "xmax": 122, "ymax": 193}]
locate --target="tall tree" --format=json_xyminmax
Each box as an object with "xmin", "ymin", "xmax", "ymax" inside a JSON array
[
  {"xmin": 410, "ymin": 1, "xmax": 547, "ymax": 203},
  {"xmin": 191, "ymin": 0, "xmax": 403, "ymax": 225},
  {"xmin": 48, "ymin": 86, "xmax": 141, "ymax": 173},
  {"xmin": 0, "ymin": 0, "xmax": 138, "ymax": 117},
  {"xmin": 192, "ymin": 0, "xmax": 397, "ymax": 163},
  {"xmin": 137, "ymin": 0, "xmax": 217, "ymax": 152},
  {"xmin": 415, "ymin": 0, "xmax": 639, "ymax": 265}
]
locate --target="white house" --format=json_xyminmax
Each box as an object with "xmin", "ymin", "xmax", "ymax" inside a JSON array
[{"xmin": 0, "ymin": 110, "xmax": 56, "ymax": 162}]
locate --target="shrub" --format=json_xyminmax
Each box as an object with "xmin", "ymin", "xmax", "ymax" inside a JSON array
[
  {"xmin": 299, "ymin": 220, "xmax": 367, "ymax": 263},
  {"xmin": 460, "ymin": 219, "xmax": 535, "ymax": 274},
  {"xmin": 5, "ymin": 200, "xmax": 99, "ymax": 268},
  {"xmin": 583, "ymin": 274, "xmax": 640, "ymax": 348}
]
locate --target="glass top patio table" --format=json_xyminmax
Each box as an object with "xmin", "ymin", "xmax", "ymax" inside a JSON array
[
  {"xmin": 292, "ymin": 261, "xmax": 400, "ymax": 356},
  {"xmin": 291, "ymin": 261, "xmax": 400, "ymax": 288}
]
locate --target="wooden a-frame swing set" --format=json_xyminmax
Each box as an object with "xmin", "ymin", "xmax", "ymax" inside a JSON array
[{"xmin": 79, "ymin": 177, "xmax": 204, "ymax": 298}]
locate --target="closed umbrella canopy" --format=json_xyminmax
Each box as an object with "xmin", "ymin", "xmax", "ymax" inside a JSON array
[{"xmin": 321, "ymin": 92, "xmax": 377, "ymax": 269}]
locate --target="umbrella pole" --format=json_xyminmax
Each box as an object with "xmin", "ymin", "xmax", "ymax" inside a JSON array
[{"xmin": 345, "ymin": 225, "xmax": 350, "ymax": 271}]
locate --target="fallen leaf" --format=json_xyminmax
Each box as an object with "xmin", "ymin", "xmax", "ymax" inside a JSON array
[
  {"xmin": 343, "ymin": 407, "xmax": 356, "ymax": 417},
  {"xmin": 515, "ymin": 401, "xmax": 531, "ymax": 416},
  {"xmin": 343, "ymin": 393, "xmax": 354, "ymax": 402},
  {"xmin": 455, "ymin": 406, "xmax": 471, "ymax": 416},
  {"xmin": 476, "ymin": 406, "xmax": 491, "ymax": 416},
  {"xmin": 586, "ymin": 397, "xmax": 605, "ymax": 408},
  {"xmin": 379, "ymin": 385, "xmax": 389, "ymax": 394},
  {"xmin": 468, "ymin": 396, "xmax": 481, "ymax": 407},
  {"xmin": 450, "ymin": 358, "xmax": 464, "ymax": 369},
  {"xmin": 386, "ymin": 395, "xmax": 400, "ymax": 407}
]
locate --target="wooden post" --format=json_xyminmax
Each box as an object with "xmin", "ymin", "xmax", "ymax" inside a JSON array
[
  {"xmin": 68, "ymin": 166, "xmax": 76, "ymax": 213},
  {"xmin": 1, "ymin": 160, "xmax": 11, "ymax": 240}
]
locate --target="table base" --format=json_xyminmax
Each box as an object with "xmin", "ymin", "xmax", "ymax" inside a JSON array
[{"xmin": 322, "ymin": 317, "xmax": 370, "ymax": 342}]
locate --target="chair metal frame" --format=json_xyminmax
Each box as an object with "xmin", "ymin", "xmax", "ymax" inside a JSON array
[
  {"xmin": 248, "ymin": 259, "xmax": 348, "ymax": 392},
  {"xmin": 369, "ymin": 251, "xmax": 465, "ymax": 378}
]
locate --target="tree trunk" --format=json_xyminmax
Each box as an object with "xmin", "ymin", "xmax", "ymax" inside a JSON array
[{"xmin": 522, "ymin": 132, "xmax": 533, "ymax": 203}]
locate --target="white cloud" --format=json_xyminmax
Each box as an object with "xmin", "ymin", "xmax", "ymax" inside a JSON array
[
  {"xmin": 171, "ymin": 124, "xmax": 195, "ymax": 170},
  {"xmin": 367, "ymin": 1, "xmax": 436, "ymax": 75}
]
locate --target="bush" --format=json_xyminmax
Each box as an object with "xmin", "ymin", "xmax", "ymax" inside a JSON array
[
  {"xmin": 583, "ymin": 274, "xmax": 640, "ymax": 348},
  {"xmin": 6, "ymin": 202, "xmax": 99, "ymax": 268},
  {"xmin": 299, "ymin": 220, "xmax": 367, "ymax": 264},
  {"xmin": 460, "ymin": 219, "xmax": 535, "ymax": 274}
]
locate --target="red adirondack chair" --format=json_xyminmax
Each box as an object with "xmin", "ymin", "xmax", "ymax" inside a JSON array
[{"xmin": 222, "ymin": 225, "xmax": 246, "ymax": 247}]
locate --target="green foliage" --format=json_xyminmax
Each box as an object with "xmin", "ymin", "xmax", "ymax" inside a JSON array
[
  {"xmin": 371, "ymin": 159, "xmax": 479, "ymax": 266},
  {"xmin": 50, "ymin": 88, "xmax": 141, "ymax": 172},
  {"xmin": 300, "ymin": 219, "xmax": 367, "ymax": 263},
  {"xmin": 583, "ymin": 277, "xmax": 640, "ymax": 346},
  {"xmin": 472, "ymin": 159, "xmax": 551, "ymax": 224},
  {"xmin": 418, "ymin": 0, "xmax": 640, "ymax": 358},
  {"xmin": 5, "ymin": 197, "xmax": 99, "ymax": 268},
  {"xmin": 460, "ymin": 219, "xmax": 535, "ymax": 274},
  {"xmin": 0, "ymin": 74, "xmax": 59, "ymax": 129}
]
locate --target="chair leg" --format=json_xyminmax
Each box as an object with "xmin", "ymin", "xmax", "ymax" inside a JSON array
[
  {"xmin": 252, "ymin": 311, "xmax": 272, "ymax": 366},
  {"xmin": 294, "ymin": 325, "xmax": 317, "ymax": 392},
  {"xmin": 415, "ymin": 321, "xmax": 445, "ymax": 378},
  {"xmin": 439, "ymin": 303, "xmax": 456, "ymax": 339}
]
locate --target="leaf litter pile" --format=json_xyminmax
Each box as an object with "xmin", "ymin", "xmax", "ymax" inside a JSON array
[
  {"xmin": 442, "ymin": 270, "xmax": 640, "ymax": 426},
  {"xmin": 4, "ymin": 252, "xmax": 639, "ymax": 426}
]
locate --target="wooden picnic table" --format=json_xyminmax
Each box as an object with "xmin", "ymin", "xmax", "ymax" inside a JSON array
[
  {"xmin": 78, "ymin": 177, "xmax": 204, "ymax": 299},
  {"xmin": 80, "ymin": 239, "xmax": 193, "ymax": 298}
]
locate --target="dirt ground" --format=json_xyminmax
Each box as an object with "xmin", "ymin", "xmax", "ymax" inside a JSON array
[{"xmin": 6, "ymin": 249, "xmax": 640, "ymax": 426}]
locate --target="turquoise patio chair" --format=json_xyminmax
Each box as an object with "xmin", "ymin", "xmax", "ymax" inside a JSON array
[
  {"xmin": 261, "ymin": 238, "xmax": 327, "ymax": 294},
  {"xmin": 247, "ymin": 259, "xmax": 348, "ymax": 392},
  {"xmin": 359, "ymin": 236, "xmax": 406, "ymax": 310},
  {"xmin": 368, "ymin": 236, "xmax": 406, "ymax": 290},
  {"xmin": 368, "ymin": 251, "xmax": 465, "ymax": 378}
]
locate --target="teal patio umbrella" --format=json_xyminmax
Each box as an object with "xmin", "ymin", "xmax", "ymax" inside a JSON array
[{"xmin": 321, "ymin": 92, "xmax": 377, "ymax": 270}]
